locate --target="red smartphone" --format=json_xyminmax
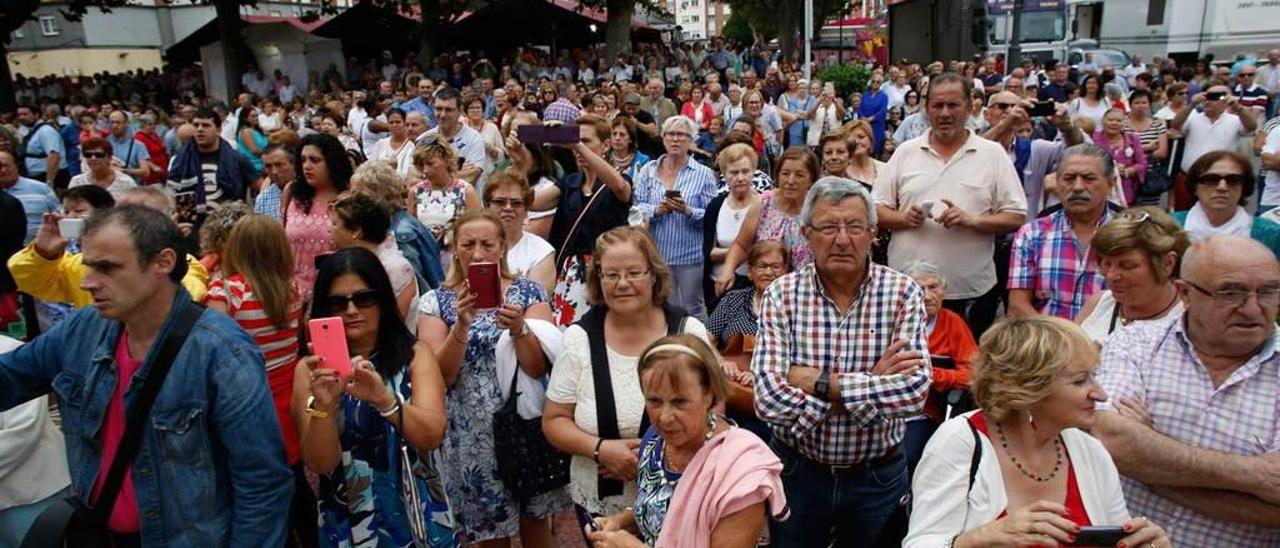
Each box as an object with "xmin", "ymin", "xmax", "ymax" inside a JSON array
[
  {"xmin": 468, "ymin": 262, "xmax": 502, "ymax": 309},
  {"xmin": 308, "ymin": 317, "xmax": 353, "ymax": 378}
]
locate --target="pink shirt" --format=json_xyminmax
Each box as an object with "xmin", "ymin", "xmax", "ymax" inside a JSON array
[{"xmin": 92, "ymin": 331, "xmax": 143, "ymax": 533}]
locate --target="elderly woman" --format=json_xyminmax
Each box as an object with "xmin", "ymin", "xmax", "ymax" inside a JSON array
[
  {"xmin": 1094, "ymin": 108, "xmax": 1147, "ymax": 205},
  {"xmin": 407, "ymin": 139, "xmax": 481, "ymax": 264},
  {"xmin": 609, "ymin": 117, "xmax": 650, "ymax": 181},
  {"xmin": 329, "ymin": 192, "xmax": 419, "ymax": 321},
  {"xmin": 633, "ymin": 115, "xmax": 719, "ymax": 320},
  {"xmin": 1076, "ymin": 207, "xmax": 1190, "ymax": 344},
  {"xmin": 417, "ymin": 209, "xmax": 570, "ymax": 546},
  {"xmin": 69, "ymin": 136, "xmax": 137, "ymax": 199},
  {"xmin": 544, "ymin": 227, "xmax": 712, "ymax": 516},
  {"xmin": 906, "ymin": 316, "xmax": 1171, "ymax": 548},
  {"xmin": 843, "ymin": 119, "xmax": 887, "ymax": 190},
  {"xmin": 819, "ymin": 132, "xmax": 852, "ymax": 178},
  {"xmin": 349, "ymin": 161, "xmax": 444, "ymax": 291},
  {"xmin": 1172, "ymin": 150, "xmax": 1280, "ymax": 255},
  {"xmin": 715, "ymin": 147, "xmax": 820, "ymax": 295},
  {"xmin": 900, "ymin": 260, "xmax": 977, "ymax": 475},
  {"xmin": 1123, "ymin": 90, "xmax": 1169, "ymax": 205},
  {"xmin": 484, "ymin": 170, "xmax": 556, "ymax": 294},
  {"xmin": 702, "ymin": 143, "xmax": 763, "ymax": 310},
  {"xmin": 585, "ymin": 335, "xmax": 787, "ymax": 548}
]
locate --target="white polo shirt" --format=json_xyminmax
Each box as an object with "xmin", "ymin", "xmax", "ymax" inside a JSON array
[
  {"xmin": 1180, "ymin": 110, "xmax": 1248, "ymax": 171},
  {"xmin": 875, "ymin": 130, "xmax": 1027, "ymax": 299}
]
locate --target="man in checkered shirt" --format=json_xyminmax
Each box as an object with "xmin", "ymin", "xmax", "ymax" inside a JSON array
[
  {"xmin": 752, "ymin": 177, "xmax": 932, "ymax": 547},
  {"xmin": 1094, "ymin": 235, "xmax": 1280, "ymax": 547}
]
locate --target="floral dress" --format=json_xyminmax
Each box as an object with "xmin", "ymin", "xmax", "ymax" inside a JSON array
[
  {"xmin": 413, "ymin": 179, "xmax": 470, "ymax": 253},
  {"xmin": 318, "ymin": 368, "xmax": 458, "ymax": 548},
  {"xmin": 633, "ymin": 427, "xmax": 679, "ymax": 546},
  {"xmin": 419, "ymin": 278, "xmax": 571, "ymax": 542},
  {"xmin": 755, "ymin": 191, "xmax": 813, "ymax": 270}
]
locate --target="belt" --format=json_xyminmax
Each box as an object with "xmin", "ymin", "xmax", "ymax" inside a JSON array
[{"xmin": 778, "ymin": 441, "xmax": 903, "ymax": 477}]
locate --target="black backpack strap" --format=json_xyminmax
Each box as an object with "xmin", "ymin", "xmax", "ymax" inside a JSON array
[
  {"xmin": 966, "ymin": 418, "xmax": 982, "ymax": 494},
  {"xmin": 22, "ymin": 122, "xmax": 50, "ymax": 159},
  {"xmin": 91, "ymin": 302, "xmax": 205, "ymax": 520}
]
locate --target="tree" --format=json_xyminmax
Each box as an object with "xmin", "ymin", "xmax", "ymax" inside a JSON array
[
  {"xmin": 721, "ymin": 11, "xmax": 754, "ymax": 45},
  {"xmin": 0, "ymin": 0, "xmax": 41, "ymax": 111},
  {"xmin": 724, "ymin": 0, "xmax": 852, "ymax": 61},
  {"xmin": 572, "ymin": 0, "xmax": 637, "ymax": 61}
]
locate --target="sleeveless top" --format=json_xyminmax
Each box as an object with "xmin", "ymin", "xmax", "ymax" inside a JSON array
[
  {"xmin": 755, "ymin": 191, "xmax": 813, "ymax": 270},
  {"xmin": 284, "ymin": 199, "xmax": 335, "ymax": 303}
]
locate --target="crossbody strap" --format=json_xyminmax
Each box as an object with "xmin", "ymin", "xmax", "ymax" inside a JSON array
[
  {"xmin": 555, "ymin": 182, "xmax": 606, "ymax": 269},
  {"xmin": 92, "ymin": 303, "xmax": 205, "ymax": 520}
]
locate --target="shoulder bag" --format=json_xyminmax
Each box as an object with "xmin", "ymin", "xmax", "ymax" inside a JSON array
[{"xmin": 22, "ymin": 304, "xmax": 204, "ymax": 548}]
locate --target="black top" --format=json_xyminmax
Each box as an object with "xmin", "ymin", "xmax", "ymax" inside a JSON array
[
  {"xmin": 548, "ymin": 171, "xmax": 632, "ymax": 264},
  {"xmin": 706, "ymin": 287, "xmax": 758, "ymax": 350},
  {"xmin": 621, "ymin": 110, "xmax": 663, "ymax": 158}
]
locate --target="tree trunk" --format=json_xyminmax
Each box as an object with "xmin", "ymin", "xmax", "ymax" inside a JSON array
[
  {"xmin": 214, "ymin": 0, "xmax": 250, "ymax": 101},
  {"xmin": 777, "ymin": 2, "xmax": 798, "ymax": 62},
  {"xmin": 417, "ymin": 0, "xmax": 443, "ymax": 72},
  {"xmin": 604, "ymin": 0, "xmax": 634, "ymax": 61},
  {"xmin": 0, "ymin": 42, "xmax": 14, "ymax": 112}
]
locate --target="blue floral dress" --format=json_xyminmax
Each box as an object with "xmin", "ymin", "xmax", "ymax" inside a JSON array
[
  {"xmin": 633, "ymin": 427, "xmax": 680, "ymax": 546},
  {"xmin": 420, "ymin": 278, "xmax": 571, "ymax": 542},
  {"xmin": 318, "ymin": 368, "xmax": 458, "ymax": 547}
]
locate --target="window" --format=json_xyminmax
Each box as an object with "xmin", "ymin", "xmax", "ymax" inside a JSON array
[
  {"xmin": 39, "ymin": 16, "xmax": 58, "ymax": 36},
  {"xmin": 1146, "ymin": 0, "xmax": 1165, "ymax": 25}
]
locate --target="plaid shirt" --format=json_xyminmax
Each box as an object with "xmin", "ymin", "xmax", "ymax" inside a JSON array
[
  {"xmin": 752, "ymin": 262, "xmax": 931, "ymax": 465},
  {"xmin": 542, "ymin": 98, "xmax": 582, "ymax": 125},
  {"xmin": 1008, "ymin": 208, "xmax": 1112, "ymax": 319},
  {"xmin": 1097, "ymin": 316, "xmax": 1280, "ymax": 547},
  {"xmin": 253, "ymin": 183, "xmax": 282, "ymax": 221}
]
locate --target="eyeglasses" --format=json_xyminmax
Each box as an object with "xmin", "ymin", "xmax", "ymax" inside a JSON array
[
  {"xmin": 807, "ymin": 222, "xmax": 870, "ymax": 237},
  {"xmin": 663, "ymin": 132, "xmax": 692, "ymax": 140},
  {"xmin": 751, "ymin": 261, "xmax": 787, "ymax": 273},
  {"xmin": 322, "ymin": 290, "xmax": 379, "ymax": 313},
  {"xmin": 600, "ymin": 269, "xmax": 650, "ymax": 285},
  {"xmin": 83, "ymin": 151, "xmax": 109, "ymax": 159},
  {"xmin": 1197, "ymin": 173, "xmax": 1246, "ymax": 187},
  {"xmin": 1182, "ymin": 280, "xmax": 1280, "ymax": 308},
  {"xmin": 989, "ymin": 102, "xmax": 1019, "ymax": 110},
  {"xmin": 490, "ymin": 197, "xmax": 525, "ymax": 209}
]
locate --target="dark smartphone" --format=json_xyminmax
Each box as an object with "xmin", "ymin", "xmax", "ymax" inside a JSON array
[
  {"xmin": 574, "ymin": 504, "xmax": 600, "ymax": 543},
  {"xmin": 664, "ymin": 189, "xmax": 683, "ymax": 200},
  {"xmin": 1068, "ymin": 526, "xmax": 1127, "ymax": 546},
  {"xmin": 543, "ymin": 124, "xmax": 580, "ymax": 144},
  {"xmin": 467, "ymin": 262, "xmax": 501, "ymax": 309},
  {"xmin": 1028, "ymin": 101, "xmax": 1056, "ymax": 117},
  {"xmin": 516, "ymin": 124, "xmax": 546, "ymax": 144},
  {"xmin": 1205, "ymin": 91, "xmax": 1226, "ymax": 101},
  {"xmin": 932, "ymin": 355, "xmax": 956, "ymax": 370}
]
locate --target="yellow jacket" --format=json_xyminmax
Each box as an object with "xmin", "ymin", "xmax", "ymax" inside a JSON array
[{"xmin": 7, "ymin": 244, "xmax": 209, "ymax": 307}]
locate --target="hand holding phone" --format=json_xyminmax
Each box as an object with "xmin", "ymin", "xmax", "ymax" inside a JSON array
[
  {"xmin": 1028, "ymin": 101, "xmax": 1056, "ymax": 117},
  {"xmin": 1067, "ymin": 525, "xmax": 1126, "ymax": 546},
  {"xmin": 308, "ymin": 318, "xmax": 353, "ymax": 378},
  {"xmin": 468, "ymin": 262, "xmax": 502, "ymax": 309}
]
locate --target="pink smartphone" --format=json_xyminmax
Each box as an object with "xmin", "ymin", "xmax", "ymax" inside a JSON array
[
  {"xmin": 468, "ymin": 262, "xmax": 502, "ymax": 309},
  {"xmin": 308, "ymin": 317, "xmax": 352, "ymax": 378}
]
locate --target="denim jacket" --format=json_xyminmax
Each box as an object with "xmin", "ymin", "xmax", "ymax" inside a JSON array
[
  {"xmin": 393, "ymin": 209, "xmax": 444, "ymax": 291},
  {"xmin": 0, "ymin": 288, "xmax": 292, "ymax": 546}
]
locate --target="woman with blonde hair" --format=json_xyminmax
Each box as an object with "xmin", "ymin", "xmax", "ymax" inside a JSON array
[
  {"xmin": 544, "ymin": 226, "xmax": 712, "ymax": 516},
  {"xmin": 417, "ymin": 208, "xmax": 570, "ymax": 545},
  {"xmin": 702, "ymin": 143, "xmax": 763, "ymax": 309},
  {"xmin": 204, "ymin": 214, "xmax": 315, "ymax": 545},
  {"xmin": 842, "ymin": 119, "xmax": 887, "ymax": 190},
  {"xmin": 906, "ymin": 316, "xmax": 1171, "ymax": 548},
  {"xmin": 407, "ymin": 140, "xmax": 481, "ymax": 263}
]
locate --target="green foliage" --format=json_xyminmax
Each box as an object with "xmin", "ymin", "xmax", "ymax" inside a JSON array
[
  {"xmin": 721, "ymin": 11, "xmax": 754, "ymax": 44},
  {"xmin": 817, "ymin": 63, "xmax": 871, "ymax": 98}
]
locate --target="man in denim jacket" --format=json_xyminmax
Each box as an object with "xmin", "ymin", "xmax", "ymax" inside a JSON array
[{"xmin": 0, "ymin": 204, "xmax": 291, "ymax": 546}]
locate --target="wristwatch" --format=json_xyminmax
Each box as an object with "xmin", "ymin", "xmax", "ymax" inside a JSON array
[
  {"xmin": 305, "ymin": 395, "xmax": 335, "ymax": 419},
  {"xmin": 813, "ymin": 370, "xmax": 831, "ymax": 402}
]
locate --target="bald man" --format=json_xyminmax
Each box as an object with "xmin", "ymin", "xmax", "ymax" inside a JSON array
[{"xmin": 1093, "ymin": 235, "xmax": 1280, "ymax": 547}]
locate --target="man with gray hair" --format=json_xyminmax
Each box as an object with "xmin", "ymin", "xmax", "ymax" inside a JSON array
[
  {"xmin": 1093, "ymin": 235, "xmax": 1280, "ymax": 547},
  {"xmin": 640, "ymin": 77, "xmax": 677, "ymax": 127},
  {"xmin": 1007, "ymin": 143, "xmax": 1118, "ymax": 319},
  {"xmin": 754, "ymin": 176, "xmax": 931, "ymax": 547}
]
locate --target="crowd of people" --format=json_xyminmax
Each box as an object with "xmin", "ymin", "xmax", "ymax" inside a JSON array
[{"xmin": 0, "ymin": 38, "xmax": 1279, "ymax": 548}]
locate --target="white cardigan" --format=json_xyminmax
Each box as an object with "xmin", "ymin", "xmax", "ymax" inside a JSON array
[{"xmin": 904, "ymin": 412, "xmax": 1132, "ymax": 548}]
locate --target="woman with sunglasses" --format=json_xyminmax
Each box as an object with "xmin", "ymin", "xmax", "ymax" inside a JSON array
[
  {"xmin": 484, "ymin": 170, "xmax": 556, "ymax": 294},
  {"xmin": 1172, "ymin": 150, "xmax": 1280, "ymax": 256},
  {"xmin": 69, "ymin": 136, "xmax": 137, "ymax": 199},
  {"xmin": 293, "ymin": 247, "xmax": 449, "ymax": 547},
  {"xmin": 1076, "ymin": 207, "xmax": 1189, "ymax": 346}
]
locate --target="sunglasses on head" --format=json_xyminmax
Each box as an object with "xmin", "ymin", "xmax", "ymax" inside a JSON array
[{"xmin": 322, "ymin": 290, "xmax": 379, "ymax": 313}]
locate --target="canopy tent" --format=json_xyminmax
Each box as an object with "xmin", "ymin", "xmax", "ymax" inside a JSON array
[{"xmin": 177, "ymin": 17, "xmax": 343, "ymax": 101}]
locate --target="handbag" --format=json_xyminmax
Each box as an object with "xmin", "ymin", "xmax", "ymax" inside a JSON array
[
  {"xmin": 1139, "ymin": 159, "xmax": 1173, "ymax": 197},
  {"xmin": 22, "ymin": 303, "xmax": 205, "ymax": 548},
  {"xmin": 387, "ymin": 375, "xmax": 459, "ymax": 547},
  {"xmin": 492, "ymin": 366, "xmax": 570, "ymax": 501}
]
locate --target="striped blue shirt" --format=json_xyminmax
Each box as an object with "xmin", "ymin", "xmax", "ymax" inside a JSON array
[
  {"xmin": 4, "ymin": 177, "xmax": 59, "ymax": 244},
  {"xmin": 633, "ymin": 156, "xmax": 718, "ymax": 266},
  {"xmin": 254, "ymin": 183, "xmax": 283, "ymax": 221}
]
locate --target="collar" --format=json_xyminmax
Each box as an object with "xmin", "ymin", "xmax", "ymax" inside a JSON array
[
  {"xmin": 805, "ymin": 260, "xmax": 876, "ymax": 312},
  {"xmin": 1052, "ymin": 206, "xmax": 1113, "ymax": 231},
  {"xmin": 919, "ymin": 129, "xmax": 979, "ymax": 152},
  {"xmin": 1171, "ymin": 312, "xmax": 1280, "ymax": 368}
]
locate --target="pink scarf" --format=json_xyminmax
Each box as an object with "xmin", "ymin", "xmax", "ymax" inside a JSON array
[{"xmin": 655, "ymin": 428, "xmax": 788, "ymax": 548}]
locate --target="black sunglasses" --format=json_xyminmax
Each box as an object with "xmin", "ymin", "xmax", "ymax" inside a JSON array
[
  {"xmin": 83, "ymin": 151, "xmax": 109, "ymax": 159},
  {"xmin": 1197, "ymin": 173, "xmax": 1246, "ymax": 187},
  {"xmin": 322, "ymin": 290, "xmax": 379, "ymax": 313}
]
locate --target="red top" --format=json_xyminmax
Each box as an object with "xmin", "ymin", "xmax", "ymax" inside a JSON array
[
  {"xmin": 925, "ymin": 309, "xmax": 977, "ymax": 422},
  {"xmin": 968, "ymin": 412, "xmax": 1093, "ymax": 529},
  {"xmin": 93, "ymin": 332, "xmax": 143, "ymax": 533}
]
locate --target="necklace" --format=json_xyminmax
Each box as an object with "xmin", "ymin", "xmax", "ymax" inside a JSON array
[
  {"xmin": 1117, "ymin": 292, "xmax": 1180, "ymax": 326},
  {"xmin": 995, "ymin": 422, "xmax": 1063, "ymax": 483}
]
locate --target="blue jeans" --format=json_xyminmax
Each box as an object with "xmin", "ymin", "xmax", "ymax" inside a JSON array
[{"xmin": 769, "ymin": 440, "xmax": 909, "ymax": 548}]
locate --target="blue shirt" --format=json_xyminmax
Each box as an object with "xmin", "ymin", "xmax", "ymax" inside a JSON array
[
  {"xmin": 22, "ymin": 123, "xmax": 66, "ymax": 176},
  {"xmin": 253, "ymin": 182, "xmax": 283, "ymax": 221},
  {"xmin": 634, "ymin": 156, "xmax": 718, "ymax": 266},
  {"xmin": 106, "ymin": 131, "xmax": 150, "ymax": 171},
  {"xmin": 398, "ymin": 97, "xmax": 438, "ymax": 128},
  {"xmin": 0, "ymin": 291, "xmax": 293, "ymax": 545},
  {"xmin": 3, "ymin": 176, "xmax": 59, "ymax": 244}
]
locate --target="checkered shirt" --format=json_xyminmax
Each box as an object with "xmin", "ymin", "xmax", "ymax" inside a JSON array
[
  {"xmin": 1096, "ymin": 316, "xmax": 1280, "ymax": 547},
  {"xmin": 752, "ymin": 262, "xmax": 932, "ymax": 465},
  {"xmin": 542, "ymin": 98, "xmax": 582, "ymax": 125},
  {"xmin": 1008, "ymin": 208, "xmax": 1112, "ymax": 319}
]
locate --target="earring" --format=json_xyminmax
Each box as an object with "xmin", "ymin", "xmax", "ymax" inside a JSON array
[
  {"xmin": 1029, "ymin": 410, "xmax": 1039, "ymax": 431},
  {"xmin": 705, "ymin": 410, "xmax": 718, "ymax": 441}
]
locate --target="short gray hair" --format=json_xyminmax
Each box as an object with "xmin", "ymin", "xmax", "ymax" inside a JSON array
[
  {"xmin": 662, "ymin": 115, "xmax": 699, "ymax": 137},
  {"xmin": 798, "ymin": 177, "xmax": 878, "ymax": 228},
  {"xmin": 1060, "ymin": 143, "xmax": 1116, "ymax": 179},
  {"xmin": 901, "ymin": 259, "xmax": 947, "ymax": 288}
]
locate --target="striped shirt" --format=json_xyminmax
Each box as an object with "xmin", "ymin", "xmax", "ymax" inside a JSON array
[
  {"xmin": 1123, "ymin": 117, "xmax": 1167, "ymax": 151},
  {"xmin": 1096, "ymin": 316, "xmax": 1280, "ymax": 547},
  {"xmin": 205, "ymin": 274, "xmax": 301, "ymax": 372},
  {"xmin": 3, "ymin": 177, "xmax": 59, "ymax": 244},
  {"xmin": 633, "ymin": 155, "xmax": 718, "ymax": 266},
  {"xmin": 1008, "ymin": 208, "xmax": 1112, "ymax": 319},
  {"xmin": 253, "ymin": 183, "xmax": 283, "ymax": 221},
  {"xmin": 752, "ymin": 262, "xmax": 931, "ymax": 465}
]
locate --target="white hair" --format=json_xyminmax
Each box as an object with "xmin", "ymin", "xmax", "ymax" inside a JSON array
[
  {"xmin": 798, "ymin": 177, "xmax": 878, "ymax": 229},
  {"xmin": 902, "ymin": 260, "xmax": 947, "ymax": 288},
  {"xmin": 661, "ymin": 115, "xmax": 699, "ymax": 138}
]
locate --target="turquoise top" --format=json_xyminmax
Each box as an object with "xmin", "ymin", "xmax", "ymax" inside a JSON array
[{"xmin": 1171, "ymin": 210, "xmax": 1280, "ymax": 257}]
